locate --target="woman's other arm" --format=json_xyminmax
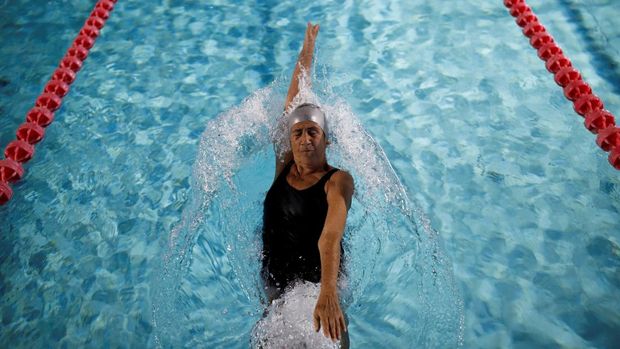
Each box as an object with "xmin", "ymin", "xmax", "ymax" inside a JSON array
[{"xmin": 314, "ymin": 171, "xmax": 354, "ymax": 342}]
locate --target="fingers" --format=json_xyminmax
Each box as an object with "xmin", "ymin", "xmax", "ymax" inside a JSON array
[
  {"xmin": 326, "ymin": 318, "xmax": 334, "ymax": 340},
  {"xmin": 314, "ymin": 295, "xmax": 344, "ymax": 342},
  {"xmin": 322, "ymin": 316, "xmax": 330, "ymax": 338},
  {"xmin": 332, "ymin": 316, "xmax": 340, "ymax": 341},
  {"xmin": 339, "ymin": 315, "xmax": 347, "ymax": 333},
  {"xmin": 322, "ymin": 313, "xmax": 342, "ymax": 342},
  {"xmin": 305, "ymin": 22, "xmax": 320, "ymax": 35},
  {"xmin": 313, "ymin": 311, "xmax": 320, "ymax": 332}
]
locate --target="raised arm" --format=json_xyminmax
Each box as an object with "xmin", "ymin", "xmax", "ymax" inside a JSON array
[
  {"xmin": 274, "ymin": 23, "xmax": 320, "ymax": 180},
  {"xmin": 285, "ymin": 22, "xmax": 319, "ymax": 110},
  {"xmin": 313, "ymin": 171, "xmax": 354, "ymax": 342}
]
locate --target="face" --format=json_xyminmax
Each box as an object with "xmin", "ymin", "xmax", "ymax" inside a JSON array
[{"xmin": 289, "ymin": 120, "xmax": 329, "ymax": 162}]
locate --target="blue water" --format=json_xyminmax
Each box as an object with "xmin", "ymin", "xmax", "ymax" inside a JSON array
[{"xmin": 1, "ymin": 0, "xmax": 619, "ymax": 348}]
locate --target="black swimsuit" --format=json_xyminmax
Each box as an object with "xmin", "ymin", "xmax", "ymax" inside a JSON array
[{"xmin": 262, "ymin": 161, "xmax": 343, "ymax": 294}]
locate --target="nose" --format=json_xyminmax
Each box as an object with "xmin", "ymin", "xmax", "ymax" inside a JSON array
[{"xmin": 301, "ymin": 131, "xmax": 312, "ymax": 144}]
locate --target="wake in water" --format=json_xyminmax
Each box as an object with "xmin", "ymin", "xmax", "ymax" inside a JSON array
[
  {"xmin": 252, "ymin": 281, "xmax": 343, "ymax": 349},
  {"xmin": 151, "ymin": 72, "xmax": 464, "ymax": 348}
]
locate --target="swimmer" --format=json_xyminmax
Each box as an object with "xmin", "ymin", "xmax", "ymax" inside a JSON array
[{"xmin": 261, "ymin": 22, "xmax": 354, "ymax": 346}]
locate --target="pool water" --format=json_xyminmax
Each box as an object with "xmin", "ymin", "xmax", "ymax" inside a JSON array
[{"xmin": 1, "ymin": 0, "xmax": 619, "ymax": 348}]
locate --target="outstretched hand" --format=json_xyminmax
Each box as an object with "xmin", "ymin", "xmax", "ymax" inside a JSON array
[
  {"xmin": 303, "ymin": 22, "xmax": 320, "ymax": 52},
  {"xmin": 283, "ymin": 21, "xmax": 320, "ymax": 119},
  {"xmin": 313, "ymin": 288, "xmax": 347, "ymax": 342}
]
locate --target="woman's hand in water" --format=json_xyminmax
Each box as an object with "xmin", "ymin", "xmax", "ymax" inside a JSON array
[{"xmin": 313, "ymin": 288, "xmax": 346, "ymax": 342}]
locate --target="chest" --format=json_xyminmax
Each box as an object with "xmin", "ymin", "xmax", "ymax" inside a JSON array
[
  {"xmin": 286, "ymin": 175, "xmax": 327, "ymax": 194},
  {"xmin": 285, "ymin": 172, "xmax": 330, "ymax": 193},
  {"xmin": 265, "ymin": 170, "xmax": 332, "ymax": 218}
]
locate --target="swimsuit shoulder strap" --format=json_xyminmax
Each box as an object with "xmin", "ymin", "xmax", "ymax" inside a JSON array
[{"xmin": 318, "ymin": 167, "xmax": 340, "ymax": 187}]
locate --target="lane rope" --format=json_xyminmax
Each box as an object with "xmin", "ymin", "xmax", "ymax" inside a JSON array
[
  {"xmin": 0, "ymin": 0, "xmax": 118, "ymax": 206},
  {"xmin": 503, "ymin": 0, "xmax": 620, "ymax": 171}
]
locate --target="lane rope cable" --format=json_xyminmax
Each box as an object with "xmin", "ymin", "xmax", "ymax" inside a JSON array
[
  {"xmin": 0, "ymin": 0, "xmax": 118, "ymax": 206},
  {"xmin": 503, "ymin": 0, "xmax": 620, "ymax": 171}
]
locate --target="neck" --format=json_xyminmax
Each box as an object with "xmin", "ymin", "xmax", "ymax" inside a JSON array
[{"xmin": 293, "ymin": 157, "xmax": 327, "ymax": 177}]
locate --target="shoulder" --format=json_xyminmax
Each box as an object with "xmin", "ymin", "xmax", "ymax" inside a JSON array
[
  {"xmin": 331, "ymin": 170, "xmax": 353, "ymax": 188},
  {"xmin": 326, "ymin": 169, "xmax": 354, "ymax": 210},
  {"xmin": 326, "ymin": 169, "xmax": 354, "ymax": 196}
]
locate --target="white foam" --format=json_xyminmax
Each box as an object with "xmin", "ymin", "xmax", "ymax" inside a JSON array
[{"xmin": 252, "ymin": 281, "xmax": 342, "ymax": 349}]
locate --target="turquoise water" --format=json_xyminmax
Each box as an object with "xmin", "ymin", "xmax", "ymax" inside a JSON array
[{"xmin": 1, "ymin": 0, "xmax": 619, "ymax": 348}]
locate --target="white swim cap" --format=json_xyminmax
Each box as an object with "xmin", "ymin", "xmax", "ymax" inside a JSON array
[{"xmin": 288, "ymin": 103, "xmax": 328, "ymax": 138}]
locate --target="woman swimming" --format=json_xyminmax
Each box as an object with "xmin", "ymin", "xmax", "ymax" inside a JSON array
[{"xmin": 261, "ymin": 22, "xmax": 354, "ymax": 346}]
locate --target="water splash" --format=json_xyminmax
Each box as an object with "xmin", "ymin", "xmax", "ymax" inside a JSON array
[
  {"xmin": 151, "ymin": 70, "xmax": 464, "ymax": 348},
  {"xmin": 252, "ymin": 281, "xmax": 342, "ymax": 349}
]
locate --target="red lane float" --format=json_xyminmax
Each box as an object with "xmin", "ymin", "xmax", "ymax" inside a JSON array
[
  {"xmin": 510, "ymin": 3, "xmax": 530, "ymax": 17},
  {"xmin": 86, "ymin": 16, "xmax": 106, "ymax": 30},
  {"xmin": 97, "ymin": 0, "xmax": 115, "ymax": 11},
  {"xmin": 537, "ymin": 43, "xmax": 562, "ymax": 61},
  {"xmin": 0, "ymin": 0, "xmax": 117, "ymax": 206},
  {"xmin": 504, "ymin": 0, "xmax": 524, "ymax": 6},
  {"xmin": 554, "ymin": 67, "xmax": 581, "ymax": 87},
  {"xmin": 52, "ymin": 68, "xmax": 77, "ymax": 85},
  {"xmin": 596, "ymin": 127, "xmax": 620, "ymax": 152},
  {"xmin": 505, "ymin": 0, "xmax": 619, "ymax": 170},
  {"xmin": 0, "ymin": 159, "xmax": 24, "ymax": 182},
  {"xmin": 26, "ymin": 107, "xmax": 55, "ymax": 127},
  {"xmin": 74, "ymin": 34, "xmax": 95, "ymax": 50},
  {"xmin": 530, "ymin": 32, "xmax": 554, "ymax": 49},
  {"xmin": 0, "ymin": 181, "xmax": 11, "ymax": 205},
  {"xmin": 67, "ymin": 45, "xmax": 89, "ymax": 61},
  {"xmin": 60, "ymin": 55, "xmax": 83, "ymax": 72},
  {"xmin": 545, "ymin": 54, "xmax": 571, "ymax": 74},
  {"xmin": 80, "ymin": 25, "xmax": 100, "ymax": 39},
  {"xmin": 17, "ymin": 123, "xmax": 45, "ymax": 144},
  {"xmin": 91, "ymin": 8, "xmax": 110, "ymax": 21},
  {"xmin": 574, "ymin": 94, "xmax": 603, "ymax": 117},
  {"xmin": 44, "ymin": 80, "xmax": 70, "ymax": 98},
  {"xmin": 563, "ymin": 80, "xmax": 591, "ymax": 101},
  {"xmin": 35, "ymin": 93, "xmax": 62, "ymax": 111},
  {"xmin": 516, "ymin": 11, "xmax": 537, "ymax": 28},
  {"xmin": 523, "ymin": 22, "xmax": 545, "ymax": 38},
  {"xmin": 5, "ymin": 140, "xmax": 34, "ymax": 163},
  {"xmin": 585, "ymin": 110, "xmax": 615, "ymax": 134}
]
